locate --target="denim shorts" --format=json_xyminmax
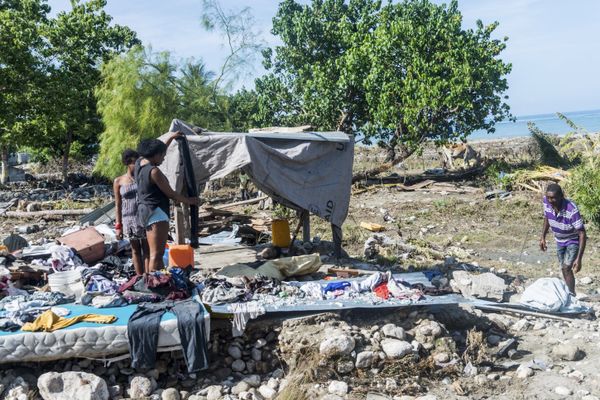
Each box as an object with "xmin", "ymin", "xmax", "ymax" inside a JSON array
[
  {"xmin": 146, "ymin": 207, "xmax": 169, "ymax": 227},
  {"xmin": 557, "ymin": 244, "xmax": 579, "ymax": 270}
]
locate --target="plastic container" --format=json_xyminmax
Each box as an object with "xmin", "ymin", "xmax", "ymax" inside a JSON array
[
  {"xmin": 163, "ymin": 244, "xmax": 170, "ymax": 267},
  {"xmin": 271, "ymin": 219, "xmax": 291, "ymax": 248},
  {"xmin": 168, "ymin": 244, "xmax": 194, "ymax": 268},
  {"xmin": 48, "ymin": 270, "xmax": 85, "ymax": 302}
]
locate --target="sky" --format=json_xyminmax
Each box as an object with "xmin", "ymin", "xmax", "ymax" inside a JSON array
[{"xmin": 47, "ymin": 0, "xmax": 600, "ymax": 117}]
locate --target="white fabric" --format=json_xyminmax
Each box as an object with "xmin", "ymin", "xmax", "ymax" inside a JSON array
[
  {"xmin": 519, "ymin": 277, "xmax": 587, "ymax": 313},
  {"xmin": 159, "ymin": 119, "xmax": 354, "ymax": 228}
]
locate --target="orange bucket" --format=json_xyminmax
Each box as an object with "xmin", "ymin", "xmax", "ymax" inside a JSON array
[{"xmin": 168, "ymin": 244, "xmax": 194, "ymax": 268}]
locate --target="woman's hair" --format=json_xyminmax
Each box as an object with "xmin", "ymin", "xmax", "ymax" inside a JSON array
[
  {"xmin": 137, "ymin": 139, "xmax": 167, "ymax": 158},
  {"xmin": 121, "ymin": 149, "xmax": 139, "ymax": 165}
]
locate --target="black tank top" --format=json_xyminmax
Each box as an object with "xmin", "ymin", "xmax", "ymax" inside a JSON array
[{"xmin": 134, "ymin": 158, "xmax": 170, "ymax": 225}]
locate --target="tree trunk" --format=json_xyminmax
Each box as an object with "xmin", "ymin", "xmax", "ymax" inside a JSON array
[
  {"xmin": 62, "ymin": 131, "xmax": 72, "ymax": 183},
  {"xmin": 1, "ymin": 145, "xmax": 9, "ymax": 185}
]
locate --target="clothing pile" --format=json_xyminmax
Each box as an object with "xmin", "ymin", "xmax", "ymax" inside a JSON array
[{"xmin": 0, "ymin": 292, "xmax": 74, "ymax": 332}]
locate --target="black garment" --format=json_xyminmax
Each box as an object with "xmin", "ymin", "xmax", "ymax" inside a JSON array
[
  {"xmin": 176, "ymin": 136, "xmax": 199, "ymax": 248},
  {"xmin": 134, "ymin": 158, "xmax": 170, "ymax": 227},
  {"xmin": 127, "ymin": 299, "xmax": 208, "ymax": 373}
]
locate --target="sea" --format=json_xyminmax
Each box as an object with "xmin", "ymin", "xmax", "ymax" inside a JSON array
[{"xmin": 469, "ymin": 109, "xmax": 600, "ymax": 141}]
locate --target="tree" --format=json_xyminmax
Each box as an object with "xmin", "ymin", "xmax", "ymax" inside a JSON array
[
  {"xmin": 0, "ymin": 0, "xmax": 50, "ymax": 183},
  {"xmin": 257, "ymin": 0, "xmax": 512, "ymax": 164},
  {"xmin": 200, "ymin": 0, "xmax": 266, "ymax": 96},
  {"xmin": 43, "ymin": 0, "xmax": 138, "ymax": 181},
  {"xmin": 94, "ymin": 47, "xmax": 179, "ymax": 178}
]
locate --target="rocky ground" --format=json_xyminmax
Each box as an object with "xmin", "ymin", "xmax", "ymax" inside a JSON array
[{"xmin": 2, "ymin": 160, "xmax": 600, "ymax": 399}]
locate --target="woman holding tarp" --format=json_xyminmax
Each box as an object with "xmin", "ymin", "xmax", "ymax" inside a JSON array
[{"xmin": 135, "ymin": 133, "xmax": 198, "ymax": 272}]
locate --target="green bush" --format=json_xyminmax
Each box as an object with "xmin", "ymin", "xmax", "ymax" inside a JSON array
[{"xmin": 567, "ymin": 162, "xmax": 600, "ymax": 229}]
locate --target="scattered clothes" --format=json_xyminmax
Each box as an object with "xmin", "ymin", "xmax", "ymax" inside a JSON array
[
  {"xmin": 121, "ymin": 290, "xmax": 162, "ymax": 304},
  {"xmin": 22, "ymin": 309, "xmax": 116, "ymax": 332},
  {"xmin": 323, "ymin": 281, "xmax": 351, "ymax": 293},
  {"xmin": 230, "ymin": 301, "xmax": 266, "ymax": 337},
  {"xmin": 85, "ymin": 275, "xmax": 119, "ymax": 295},
  {"xmin": 299, "ymin": 282, "xmax": 323, "ymax": 299},
  {"xmin": 0, "ymin": 292, "xmax": 74, "ymax": 310},
  {"xmin": 350, "ymin": 272, "xmax": 386, "ymax": 293},
  {"xmin": 201, "ymin": 278, "xmax": 250, "ymax": 305},
  {"xmin": 128, "ymin": 299, "xmax": 208, "ymax": 373},
  {"xmin": 82, "ymin": 293, "xmax": 128, "ymax": 308},
  {"xmin": 422, "ymin": 270, "xmax": 443, "ymax": 282},
  {"xmin": 373, "ymin": 283, "xmax": 390, "ymax": 300},
  {"xmin": 198, "ymin": 225, "xmax": 241, "ymax": 246},
  {"xmin": 49, "ymin": 245, "xmax": 81, "ymax": 272}
]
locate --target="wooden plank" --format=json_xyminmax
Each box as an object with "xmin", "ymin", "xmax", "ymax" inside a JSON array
[
  {"xmin": 214, "ymin": 196, "xmax": 268, "ymax": 210},
  {"xmin": 174, "ymin": 206, "xmax": 185, "ymax": 244},
  {"xmin": 3, "ymin": 209, "xmax": 93, "ymax": 218}
]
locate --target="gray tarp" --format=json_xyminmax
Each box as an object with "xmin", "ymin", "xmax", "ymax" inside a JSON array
[{"xmin": 159, "ymin": 119, "xmax": 354, "ymax": 228}]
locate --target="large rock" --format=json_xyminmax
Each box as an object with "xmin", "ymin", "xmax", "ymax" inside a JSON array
[
  {"xmin": 259, "ymin": 384, "xmax": 277, "ymax": 399},
  {"xmin": 161, "ymin": 388, "xmax": 181, "ymax": 400},
  {"xmin": 356, "ymin": 351, "xmax": 376, "ymax": 369},
  {"xmin": 450, "ymin": 271, "xmax": 507, "ymax": 301},
  {"xmin": 381, "ymin": 324, "xmax": 405, "ymax": 340},
  {"xmin": 319, "ymin": 332, "xmax": 355, "ymax": 357},
  {"xmin": 381, "ymin": 339, "xmax": 413, "ymax": 359},
  {"xmin": 128, "ymin": 376, "xmax": 153, "ymax": 399},
  {"xmin": 552, "ymin": 343, "xmax": 584, "ymax": 361},
  {"xmin": 328, "ymin": 381, "xmax": 349, "ymax": 396},
  {"xmin": 38, "ymin": 372, "xmax": 109, "ymax": 400}
]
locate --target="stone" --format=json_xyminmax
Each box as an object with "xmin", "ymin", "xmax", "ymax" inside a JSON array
[
  {"xmin": 38, "ymin": 371, "xmax": 109, "ymax": 400},
  {"xmin": 356, "ymin": 351, "xmax": 376, "ymax": 369},
  {"xmin": 205, "ymin": 385, "xmax": 222, "ymax": 400},
  {"xmin": 511, "ymin": 319, "xmax": 532, "ymax": 332},
  {"xmin": 486, "ymin": 335, "xmax": 501, "ymax": 346},
  {"xmin": 266, "ymin": 378, "xmax": 278, "ymax": 391},
  {"xmin": 474, "ymin": 374, "xmax": 487, "ymax": 385},
  {"xmin": 554, "ymin": 386, "xmax": 572, "ymax": 396},
  {"xmin": 581, "ymin": 277, "xmax": 593, "ymax": 285},
  {"xmin": 321, "ymin": 395, "xmax": 344, "ymax": 400},
  {"xmin": 319, "ymin": 332, "xmax": 355, "ymax": 357},
  {"xmin": 161, "ymin": 388, "xmax": 181, "ymax": 400},
  {"xmin": 258, "ymin": 385, "xmax": 277, "ymax": 399},
  {"xmin": 255, "ymin": 338, "xmax": 268, "ymax": 348},
  {"xmin": 336, "ymin": 360, "xmax": 355, "ymax": 374},
  {"xmin": 450, "ymin": 270, "xmax": 507, "ymax": 301},
  {"xmin": 583, "ymin": 396, "xmax": 600, "ymax": 400},
  {"xmin": 251, "ymin": 348, "xmax": 262, "ymax": 361},
  {"xmin": 243, "ymin": 375, "xmax": 261, "ymax": 388},
  {"xmin": 232, "ymin": 381, "xmax": 251, "ymax": 395},
  {"xmin": 552, "ymin": 343, "xmax": 583, "ymax": 361},
  {"xmin": 433, "ymin": 352, "xmax": 450, "ymax": 363},
  {"xmin": 228, "ymin": 345, "xmax": 242, "ymax": 360},
  {"xmin": 516, "ymin": 364, "xmax": 534, "ymax": 379},
  {"xmin": 415, "ymin": 396, "xmax": 438, "ymax": 400},
  {"xmin": 231, "ymin": 359, "xmax": 246, "ymax": 372},
  {"xmin": 568, "ymin": 370, "xmax": 584, "ymax": 382},
  {"xmin": 381, "ymin": 324, "xmax": 406, "ymax": 340},
  {"xmin": 328, "ymin": 381, "xmax": 349, "ymax": 396},
  {"xmin": 128, "ymin": 376, "xmax": 154, "ymax": 398},
  {"xmin": 381, "ymin": 339, "xmax": 413, "ymax": 359},
  {"xmin": 272, "ymin": 369, "xmax": 284, "ymax": 379}
]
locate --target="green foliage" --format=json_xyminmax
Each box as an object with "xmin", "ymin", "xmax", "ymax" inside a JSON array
[
  {"xmin": 0, "ymin": 0, "xmax": 50, "ymax": 150},
  {"xmin": 94, "ymin": 47, "xmax": 179, "ymax": 178},
  {"xmin": 527, "ymin": 122, "xmax": 568, "ymax": 168},
  {"xmin": 484, "ymin": 159, "xmax": 514, "ymax": 189},
  {"xmin": 567, "ymin": 162, "xmax": 600, "ymax": 229},
  {"xmin": 256, "ymin": 0, "xmax": 512, "ymax": 161}
]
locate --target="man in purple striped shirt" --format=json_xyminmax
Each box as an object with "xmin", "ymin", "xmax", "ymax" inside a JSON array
[{"xmin": 539, "ymin": 183, "xmax": 587, "ymax": 295}]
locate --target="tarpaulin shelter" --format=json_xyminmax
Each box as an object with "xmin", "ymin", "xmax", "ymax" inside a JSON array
[{"xmin": 159, "ymin": 119, "xmax": 354, "ymax": 256}]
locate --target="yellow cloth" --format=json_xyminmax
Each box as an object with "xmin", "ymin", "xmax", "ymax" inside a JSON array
[{"xmin": 22, "ymin": 310, "xmax": 117, "ymax": 332}]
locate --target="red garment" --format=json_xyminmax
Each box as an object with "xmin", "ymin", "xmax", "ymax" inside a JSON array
[{"xmin": 373, "ymin": 283, "xmax": 389, "ymax": 300}]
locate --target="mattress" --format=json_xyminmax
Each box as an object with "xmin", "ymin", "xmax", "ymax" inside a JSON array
[{"xmin": 0, "ymin": 303, "xmax": 210, "ymax": 364}]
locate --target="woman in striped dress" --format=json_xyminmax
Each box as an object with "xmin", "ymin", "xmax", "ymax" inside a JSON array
[{"xmin": 113, "ymin": 149, "xmax": 148, "ymax": 275}]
